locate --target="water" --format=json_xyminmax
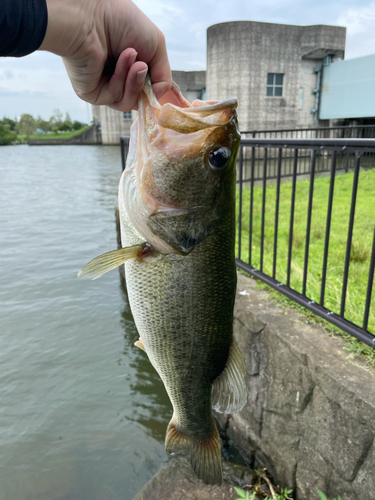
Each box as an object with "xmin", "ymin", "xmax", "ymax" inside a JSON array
[{"xmin": 0, "ymin": 145, "xmax": 172, "ymax": 500}]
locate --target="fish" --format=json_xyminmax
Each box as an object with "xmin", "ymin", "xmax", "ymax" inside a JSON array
[{"xmin": 78, "ymin": 77, "xmax": 247, "ymax": 485}]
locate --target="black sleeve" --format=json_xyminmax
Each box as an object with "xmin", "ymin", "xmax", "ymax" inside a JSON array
[{"xmin": 0, "ymin": 0, "xmax": 48, "ymax": 57}]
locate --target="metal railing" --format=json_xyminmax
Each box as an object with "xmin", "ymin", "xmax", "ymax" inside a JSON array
[
  {"xmin": 241, "ymin": 124, "xmax": 375, "ymax": 139},
  {"xmin": 237, "ymin": 138, "xmax": 375, "ymax": 348},
  {"xmin": 120, "ymin": 136, "xmax": 129, "ymax": 172},
  {"xmin": 239, "ymin": 126, "xmax": 375, "ymax": 177},
  {"xmin": 120, "ymin": 135, "xmax": 375, "ymax": 348},
  {"xmin": 237, "ymin": 136, "xmax": 375, "ymax": 182}
]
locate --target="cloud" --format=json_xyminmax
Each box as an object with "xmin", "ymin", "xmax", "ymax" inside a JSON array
[
  {"xmin": 337, "ymin": 2, "xmax": 375, "ymax": 58},
  {"xmin": 337, "ymin": 3, "xmax": 375, "ymax": 35},
  {"xmin": 0, "ymin": 90, "xmax": 51, "ymax": 98},
  {"xmin": 135, "ymin": 0, "xmax": 184, "ymax": 31},
  {"xmin": 2, "ymin": 70, "xmax": 14, "ymax": 79}
]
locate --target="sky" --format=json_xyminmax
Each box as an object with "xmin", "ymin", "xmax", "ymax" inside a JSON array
[{"xmin": 0, "ymin": 0, "xmax": 374, "ymax": 124}]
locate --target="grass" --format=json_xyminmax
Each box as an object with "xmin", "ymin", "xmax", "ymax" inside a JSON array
[
  {"xmin": 234, "ymin": 485, "xmax": 342, "ymax": 500},
  {"xmin": 235, "ymin": 168, "xmax": 375, "ymax": 363},
  {"xmin": 18, "ymin": 126, "xmax": 91, "ymax": 141},
  {"xmin": 234, "ymin": 468, "xmax": 293, "ymax": 499}
]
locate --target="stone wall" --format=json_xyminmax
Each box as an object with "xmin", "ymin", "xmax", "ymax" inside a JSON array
[{"xmin": 223, "ymin": 273, "xmax": 375, "ymax": 500}]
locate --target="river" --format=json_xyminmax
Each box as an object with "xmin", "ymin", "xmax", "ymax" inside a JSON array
[{"xmin": 0, "ymin": 145, "xmax": 172, "ymax": 500}]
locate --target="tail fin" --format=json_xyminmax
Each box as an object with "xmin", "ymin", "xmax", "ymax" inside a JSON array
[{"xmin": 165, "ymin": 417, "xmax": 222, "ymax": 485}]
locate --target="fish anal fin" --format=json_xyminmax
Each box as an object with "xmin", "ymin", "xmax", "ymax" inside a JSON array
[
  {"xmin": 165, "ymin": 417, "xmax": 222, "ymax": 486},
  {"xmin": 77, "ymin": 243, "xmax": 150, "ymax": 280},
  {"xmin": 211, "ymin": 338, "xmax": 247, "ymax": 414},
  {"xmin": 134, "ymin": 338, "xmax": 146, "ymax": 352}
]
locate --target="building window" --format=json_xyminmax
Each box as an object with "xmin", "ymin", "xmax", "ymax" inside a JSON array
[
  {"xmin": 199, "ymin": 88, "xmax": 207, "ymax": 100},
  {"xmin": 123, "ymin": 111, "xmax": 132, "ymax": 119},
  {"xmin": 266, "ymin": 73, "xmax": 283, "ymax": 97}
]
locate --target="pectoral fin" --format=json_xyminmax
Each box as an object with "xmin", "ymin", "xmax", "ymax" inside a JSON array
[
  {"xmin": 211, "ymin": 339, "xmax": 247, "ymax": 414},
  {"xmin": 77, "ymin": 244, "xmax": 146, "ymax": 280}
]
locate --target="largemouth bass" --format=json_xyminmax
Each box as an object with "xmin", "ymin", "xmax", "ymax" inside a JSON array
[{"xmin": 79, "ymin": 78, "xmax": 247, "ymax": 485}]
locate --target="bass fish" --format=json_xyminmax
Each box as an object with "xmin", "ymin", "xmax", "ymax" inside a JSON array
[{"xmin": 79, "ymin": 77, "xmax": 247, "ymax": 485}]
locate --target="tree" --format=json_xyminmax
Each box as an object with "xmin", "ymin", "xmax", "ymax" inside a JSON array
[
  {"xmin": 18, "ymin": 114, "xmax": 36, "ymax": 137},
  {"xmin": 0, "ymin": 124, "xmax": 17, "ymax": 145},
  {"xmin": 50, "ymin": 109, "xmax": 64, "ymax": 132},
  {"xmin": 62, "ymin": 111, "xmax": 72, "ymax": 131},
  {"xmin": 60, "ymin": 122, "xmax": 71, "ymax": 131},
  {"xmin": 1, "ymin": 116, "xmax": 17, "ymax": 131},
  {"xmin": 52, "ymin": 108, "xmax": 63, "ymax": 123},
  {"xmin": 72, "ymin": 120, "xmax": 84, "ymax": 130},
  {"xmin": 36, "ymin": 115, "xmax": 50, "ymax": 132}
]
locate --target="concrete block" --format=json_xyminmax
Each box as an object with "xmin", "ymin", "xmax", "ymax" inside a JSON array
[{"xmin": 226, "ymin": 273, "xmax": 375, "ymax": 500}]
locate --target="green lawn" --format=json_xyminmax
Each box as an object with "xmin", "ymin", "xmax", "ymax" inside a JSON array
[
  {"xmin": 18, "ymin": 126, "xmax": 91, "ymax": 141},
  {"xmin": 236, "ymin": 168, "xmax": 375, "ymax": 349}
]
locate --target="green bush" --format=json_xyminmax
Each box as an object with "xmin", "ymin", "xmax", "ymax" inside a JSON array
[{"xmin": 0, "ymin": 124, "xmax": 17, "ymax": 145}]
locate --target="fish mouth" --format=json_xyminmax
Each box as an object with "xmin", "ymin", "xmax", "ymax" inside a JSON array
[
  {"xmin": 158, "ymin": 98, "xmax": 237, "ymax": 134},
  {"xmin": 142, "ymin": 76, "xmax": 238, "ymax": 135}
]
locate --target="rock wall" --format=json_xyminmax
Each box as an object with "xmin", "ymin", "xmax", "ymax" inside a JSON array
[
  {"xmin": 133, "ymin": 457, "xmax": 256, "ymax": 500},
  {"xmin": 224, "ymin": 273, "xmax": 375, "ymax": 500}
]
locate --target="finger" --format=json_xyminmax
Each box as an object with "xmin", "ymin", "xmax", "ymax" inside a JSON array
[
  {"xmin": 108, "ymin": 61, "xmax": 148, "ymax": 112},
  {"xmin": 79, "ymin": 48, "xmax": 140, "ymax": 105},
  {"xmin": 147, "ymin": 30, "xmax": 173, "ymax": 99},
  {"xmin": 153, "ymin": 81, "xmax": 173, "ymax": 101},
  {"xmin": 106, "ymin": 47, "xmax": 138, "ymax": 102}
]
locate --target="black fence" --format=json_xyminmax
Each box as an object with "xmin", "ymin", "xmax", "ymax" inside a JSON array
[
  {"xmin": 120, "ymin": 134, "xmax": 375, "ymax": 348},
  {"xmin": 237, "ymin": 138, "xmax": 375, "ymax": 348},
  {"xmin": 242, "ymin": 124, "xmax": 375, "ymax": 139},
  {"xmin": 239, "ymin": 126, "xmax": 375, "ymax": 179},
  {"xmin": 120, "ymin": 136, "xmax": 129, "ymax": 172}
]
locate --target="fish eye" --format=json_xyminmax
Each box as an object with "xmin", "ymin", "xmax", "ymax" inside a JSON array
[{"xmin": 208, "ymin": 147, "xmax": 231, "ymax": 171}]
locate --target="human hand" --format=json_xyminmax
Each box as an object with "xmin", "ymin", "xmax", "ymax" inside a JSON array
[{"xmin": 39, "ymin": 0, "xmax": 172, "ymax": 111}]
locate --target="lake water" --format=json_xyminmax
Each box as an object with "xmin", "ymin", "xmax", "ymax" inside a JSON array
[{"xmin": 0, "ymin": 145, "xmax": 172, "ymax": 500}]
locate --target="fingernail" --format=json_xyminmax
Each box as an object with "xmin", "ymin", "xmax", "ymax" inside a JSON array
[
  {"xmin": 130, "ymin": 51, "xmax": 138, "ymax": 60},
  {"xmin": 137, "ymin": 68, "xmax": 148, "ymax": 84}
]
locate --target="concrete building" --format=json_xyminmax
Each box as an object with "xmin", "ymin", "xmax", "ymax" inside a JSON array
[
  {"xmin": 172, "ymin": 70, "xmax": 206, "ymax": 102},
  {"xmin": 91, "ymin": 105, "xmax": 135, "ymax": 145},
  {"xmin": 206, "ymin": 21, "xmax": 346, "ymax": 131},
  {"xmin": 92, "ymin": 70, "xmax": 206, "ymax": 144}
]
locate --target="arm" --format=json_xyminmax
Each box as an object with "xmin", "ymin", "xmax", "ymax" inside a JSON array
[
  {"xmin": 39, "ymin": 0, "xmax": 172, "ymax": 111},
  {"xmin": 0, "ymin": 0, "xmax": 172, "ymax": 111},
  {"xmin": 0, "ymin": 0, "xmax": 47, "ymax": 57}
]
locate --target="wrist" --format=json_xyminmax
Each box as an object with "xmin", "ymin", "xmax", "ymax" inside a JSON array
[{"xmin": 39, "ymin": 0, "xmax": 97, "ymax": 57}]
